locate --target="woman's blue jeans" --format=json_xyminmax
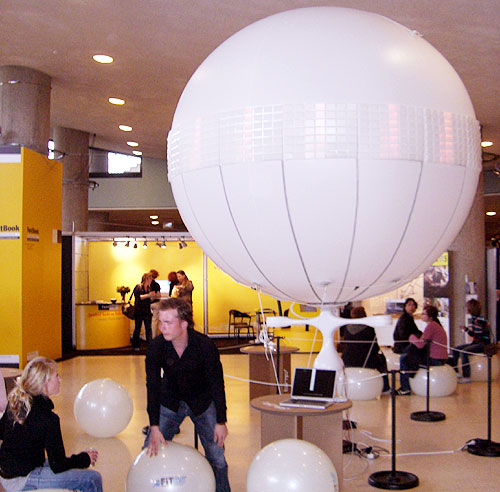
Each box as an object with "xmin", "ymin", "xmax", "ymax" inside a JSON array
[
  {"xmin": 144, "ymin": 401, "xmax": 230, "ymax": 492},
  {"xmin": 23, "ymin": 461, "xmax": 102, "ymax": 492}
]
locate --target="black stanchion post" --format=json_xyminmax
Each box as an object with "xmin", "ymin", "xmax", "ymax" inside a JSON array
[
  {"xmin": 410, "ymin": 348, "xmax": 445, "ymax": 422},
  {"xmin": 276, "ymin": 336, "xmax": 281, "ymax": 394},
  {"xmin": 368, "ymin": 370, "xmax": 419, "ymax": 490},
  {"xmin": 465, "ymin": 348, "xmax": 500, "ymax": 457}
]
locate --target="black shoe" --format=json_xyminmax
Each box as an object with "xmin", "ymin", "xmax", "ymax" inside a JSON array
[{"xmin": 396, "ymin": 388, "xmax": 411, "ymax": 395}]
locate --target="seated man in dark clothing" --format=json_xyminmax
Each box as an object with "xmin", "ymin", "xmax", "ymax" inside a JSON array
[{"xmin": 340, "ymin": 306, "xmax": 390, "ymax": 393}]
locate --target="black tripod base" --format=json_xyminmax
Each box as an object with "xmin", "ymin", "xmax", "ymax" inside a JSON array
[
  {"xmin": 369, "ymin": 470, "xmax": 419, "ymax": 490},
  {"xmin": 410, "ymin": 410, "xmax": 446, "ymax": 422},
  {"xmin": 466, "ymin": 438, "xmax": 500, "ymax": 457}
]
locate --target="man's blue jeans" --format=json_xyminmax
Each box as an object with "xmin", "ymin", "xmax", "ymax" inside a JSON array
[
  {"xmin": 145, "ymin": 401, "xmax": 230, "ymax": 492},
  {"xmin": 23, "ymin": 461, "xmax": 102, "ymax": 492}
]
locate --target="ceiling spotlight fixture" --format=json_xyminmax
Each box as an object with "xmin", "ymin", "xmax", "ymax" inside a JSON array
[
  {"xmin": 143, "ymin": 241, "xmax": 148, "ymax": 249},
  {"xmin": 133, "ymin": 242, "xmax": 138, "ymax": 249},
  {"xmin": 125, "ymin": 240, "xmax": 130, "ymax": 247},
  {"xmin": 151, "ymin": 220, "xmax": 160, "ymax": 225},
  {"xmin": 181, "ymin": 240, "xmax": 187, "ymax": 248},
  {"xmin": 486, "ymin": 211, "xmax": 497, "ymax": 216},
  {"xmin": 161, "ymin": 241, "xmax": 167, "ymax": 249},
  {"xmin": 108, "ymin": 97, "xmax": 125, "ymax": 105},
  {"xmin": 150, "ymin": 215, "xmax": 159, "ymax": 219},
  {"xmin": 119, "ymin": 125, "xmax": 132, "ymax": 132},
  {"xmin": 178, "ymin": 241, "xmax": 183, "ymax": 250},
  {"xmin": 93, "ymin": 54, "xmax": 114, "ymax": 64},
  {"xmin": 112, "ymin": 241, "xmax": 117, "ymax": 247},
  {"xmin": 132, "ymin": 150, "xmax": 142, "ymax": 156},
  {"xmin": 163, "ymin": 221, "xmax": 173, "ymax": 229},
  {"xmin": 481, "ymin": 141, "xmax": 493, "ymax": 148},
  {"xmin": 127, "ymin": 141, "xmax": 139, "ymax": 147}
]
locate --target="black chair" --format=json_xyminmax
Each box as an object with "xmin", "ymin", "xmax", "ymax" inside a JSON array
[{"xmin": 228, "ymin": 310, "xmax": 254, "ymax": 341}]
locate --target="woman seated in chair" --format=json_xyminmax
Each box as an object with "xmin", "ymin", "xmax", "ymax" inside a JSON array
[
  {"xmin": 396, "ymin": 305, "xmax": 448, "ymax": 395},
  {"xmin": 0, "ymin": 357, "xmax": 102, "ymax": 492},
  {"xmin": 340, "ymin": 306, "xmax": 390, "ymax": 393}
]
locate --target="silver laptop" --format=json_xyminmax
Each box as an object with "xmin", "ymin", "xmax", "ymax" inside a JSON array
[{"xmin": 280, "ymin": 367, "xmax": 336, "ymax": 409}]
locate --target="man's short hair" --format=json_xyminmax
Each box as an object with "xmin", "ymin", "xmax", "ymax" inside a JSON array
[
  {"xmin": 158, "ymin": 298, "xmax": 194, "ymax": 329},
  {"xmin": 149, "ymin": 269, "xmax": 159, "ymax": 278},
  {"xmin": 466, "ymin": 298, "xmax": 481, "ymax": 317},
  {"xmin": 350, "ymin": 306, "xmax": 367, "ymax": 319}
]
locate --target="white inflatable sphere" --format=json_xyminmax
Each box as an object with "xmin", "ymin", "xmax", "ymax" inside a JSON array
[
  {"xmin": 247, "ymin": 439, "xmax": 338, "ymax": 492},
  {"xmin": 126, "ymin": 443, "xmax": 215, "ymax": 492},
  {"xmin": 338, "ymin": 368, "xmax": 383, "ymax": 400},
  {"xmin": 469, "ymin": 354, "xmax": 500, "ymax": 381},
  {"xmin": 74, "ymin": 378, "xmax": 133, "ymax": 438},
  {"xmin": 409, "ymin": 365, "xmax": 457, "ymax": 397},
  {"xmin": 168, "ymin": 7, "xmax": 481, "ymax": 306}
]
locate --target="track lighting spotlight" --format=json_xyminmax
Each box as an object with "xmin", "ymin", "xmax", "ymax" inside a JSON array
[
  {"xmin": 161, "ymin": 241, "xmax": 167, "ymax": 249},
  {"xmin": 133, "ymin": 242, "xmax": 138, "ymax": 249},
  {"xmin": 112, "ymin": 241, "xmax": 117, "ymax": 247},
  {"xmin": 125, "ymin": 240, "xmax": 130, "ymax": 247},
  {"xmin": 143, "ymin": 241, "xmax": 148, "ymax": 249}
]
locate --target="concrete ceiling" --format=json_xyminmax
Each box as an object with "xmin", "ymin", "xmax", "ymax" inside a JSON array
[{"xmin": 2, "ymin": 0, "xmax": 500, "ymax": 234}]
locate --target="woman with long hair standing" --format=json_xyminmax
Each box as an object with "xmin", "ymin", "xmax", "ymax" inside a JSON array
[
  {"xmin": 0, "ymin": 357, "xmax": 102, "ymax": 492},
  {"xmin": 132, "ymin": 272, "xmax": 159, "ymax": 351}
]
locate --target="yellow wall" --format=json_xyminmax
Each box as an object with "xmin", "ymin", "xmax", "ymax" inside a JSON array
[{"xmin": 0, "ymin": 148, "xmax": 62, "ymax": 367}]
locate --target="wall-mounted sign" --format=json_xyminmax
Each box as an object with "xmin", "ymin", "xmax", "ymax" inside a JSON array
[{"xmin": 0, "ymin": 224, "xmax": 20, "ymax": 239}]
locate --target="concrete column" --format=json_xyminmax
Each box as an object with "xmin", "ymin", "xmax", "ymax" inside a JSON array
[
  {"xmin": 54, "ymin": 127, "xmax": 89, "ymax": 232},
  {"xmin": 448, "ymin": 173, "xmax": 485, "ymax": 345},
  {"xmin": 0, "ymin": 65, "xmax": 51, "ymax": 154}
]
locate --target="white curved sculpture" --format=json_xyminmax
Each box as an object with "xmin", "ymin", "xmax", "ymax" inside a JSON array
[
  {"xmin": 409, "ymin": 365, "xmax": 457, "ymax": 397},
  {"xmin": 168, "ymin": 6, "xmax": 481, "ymax": 306},
  {"xmin": 338, "ymin": 368, "xmax": 384, "ymax": 400}
]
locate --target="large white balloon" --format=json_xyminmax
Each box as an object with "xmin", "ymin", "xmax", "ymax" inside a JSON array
[
  {"xmin": 74, "ymin": 378, "xmax": 133, "ymax": 438},
  {"xmin": 338, "ymin": 368, "xmax": 384, "ymax": 400},
  {"xmin": 126, "ymin": 443, "xmax": 215, "ymax": 492},
  {"xmin": 168, "ymin": 7, "xmax": 480, "ymax": 306},
  {"xmin": 468, "ymin": 354, "xmax": 500, "ymax": 381},
  {"xmin": 247, "ymin": 439, "xmax": 339, "ymax": 492},
  {"xmin": 409, "ymin": 365, "xmax": 457, "ymax": 397}
]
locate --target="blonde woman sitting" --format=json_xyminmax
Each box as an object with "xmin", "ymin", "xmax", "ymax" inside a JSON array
[{"xmin": 0, "ymin": 357, "xmax": 102, "ymax": 492}]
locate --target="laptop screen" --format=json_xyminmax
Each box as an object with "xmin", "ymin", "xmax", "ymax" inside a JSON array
[{"xmin": 291, "ymin": 367, "xmax": 336, "ymax": 400}]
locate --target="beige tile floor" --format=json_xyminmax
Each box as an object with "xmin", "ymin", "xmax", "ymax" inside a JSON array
[{"xmin": 50, "ymin": 353, "xmax": 499, "ymax": 492}]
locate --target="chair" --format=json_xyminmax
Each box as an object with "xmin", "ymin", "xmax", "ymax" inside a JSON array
[{"xmin": 228, "ymin": 310, "xmax": 254, "ymax": 341}]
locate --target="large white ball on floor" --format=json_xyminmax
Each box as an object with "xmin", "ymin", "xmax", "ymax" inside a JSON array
[
  {"xmin": 410, "ymin": 365, "xmax": 457, "ymax": 397},
  {"xmin": 167, "ymin": 6, "xmax": 480, "ymax": 306},
  {"xmin": 337, "ymin": 368, "xmax": 383, "ymax": 400},
  {"xmin": 74, "ymin": 378, "xmax": 133, "ymax": 438},
  {"xmin": 126, "ymin": 443, "xmax": 215, "ymax": 492},
  {"xmin": 469, "ymin": 354, "xmax": 500, "ymax": 381},
  {"xmin": 247, "ymin": 439, "xmax": 338, "ymax": 492}
]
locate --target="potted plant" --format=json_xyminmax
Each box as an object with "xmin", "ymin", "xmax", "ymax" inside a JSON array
[{"xmin": 117, "ymin": 285, "xmax": 130, "ymax": 302}]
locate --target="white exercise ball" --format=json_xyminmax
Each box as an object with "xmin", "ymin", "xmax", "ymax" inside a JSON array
[
  {"xmin": 167, "ymin": 7, "xmax": 481, "ymax": 306},
  {"xmin": 409, "ymin": 365, "xmax": 457, "ymax": 397},
  {"xmin": 338, "ymin": 368, "xmax": 383, "ymax": 400},
  {"xmin": 247, "ymin": 439, "xmax": 338, "ymax": 492},
  {"xmin": 126, "ymin": 443, "xmax": 215, "ymax": 492},
  {"xmin": 469, "ymin": 354, "xmax": 500, "ymax": 381},
  {"xmin": 74, "ymin": 378, "xmax": 133, "ymax": 438}
]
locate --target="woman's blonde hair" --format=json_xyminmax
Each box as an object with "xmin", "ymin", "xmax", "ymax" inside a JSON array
[{"xmin": 7, "ymin": 357, "xmax": 57, "ymax": 424}]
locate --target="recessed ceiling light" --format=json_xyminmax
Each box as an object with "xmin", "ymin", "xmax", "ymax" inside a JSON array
[
  {"xmin": 150, "ymin": 215, "xmax": 159, "ymax": 219},
  {"xmin": 119, "ymin": 125, "xmax": 132, "ymax": 132},
  {"xmin": 108, "ymin": 97, "xmax": 125, "ymax": 105},
  {"xmin": 151, "ymin": 220, "xmax": 160, "ymax": 225},
  {"xmin": 486, "ymin": 211, "xmax": 497, "ymax": 216},
  {"xmin": 93, "ymin": 54, "xmax": 114, "ymax": 64},
  {"xmin": 481, "ymin": 141, "xmax": 493, "ymax": 148},
  {"xmin": 127, "ymin": 141, "xmax": 139, "ymax": 147},
  {"xmin": 132, "ymin": 150, "xmax": 142, "ymax": 156}
]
